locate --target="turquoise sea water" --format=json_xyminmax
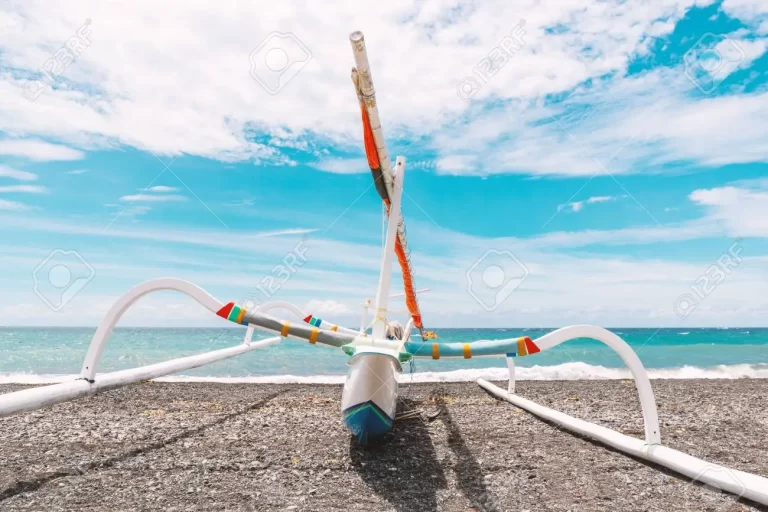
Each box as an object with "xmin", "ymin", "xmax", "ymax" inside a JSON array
[{"xmin": 1, "ymin": 327, "xmax": 767, "ymax": 382}]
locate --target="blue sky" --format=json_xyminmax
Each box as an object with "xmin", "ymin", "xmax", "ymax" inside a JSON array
[{"xmin": 1, "ymin": 0, "xmax": 767, "ymax": 327}]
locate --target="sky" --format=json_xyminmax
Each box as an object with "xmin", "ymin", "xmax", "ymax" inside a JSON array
[{"xmin": 0, "ymin": 0, "xmax": 767, "ymax": 328}]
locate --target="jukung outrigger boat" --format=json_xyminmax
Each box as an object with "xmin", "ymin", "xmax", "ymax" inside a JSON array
[{"xmin": 1, "ymin": 31, "xmax": 767, "ymax": 506}]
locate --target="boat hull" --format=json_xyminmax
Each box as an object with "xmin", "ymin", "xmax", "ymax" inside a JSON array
[{"xmin": 341, "ymin": 353, "xmax": 399, "ymax": 443}]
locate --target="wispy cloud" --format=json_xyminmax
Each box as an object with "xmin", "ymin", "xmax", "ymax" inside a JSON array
[
  {"xmin": 0, "ymin": 199, "xmax": 28, "ymax": 211},
  {"xmin": 119, "ymin": 193, "xmax": 186, "ymax": 202},
  {"xmin": 0, "ymin": 3, "xmax": 765, "ymax": 180},
  {"xmin": 558, "ymin": 195, "xmax": 618, "ymax": 213},
  {"xmin": 313, "ymin": 158, "xmax": 368, "ymax": 174},
  {"xmin": 689, "ymin": 182, "xmax": 768, "ymax": 237},
  {"xmin": 1, "ymin": 216, "xmax": 318, "ymax": 252},
  {"xmin": 1, "ymin": 2, "xmax": 767, "ymax": 329},
  {"xmin": 0, "ymin": 166, "xmax": 37, "ymax": 181},
  {"xmin": 304, "ymin": 299, "xmax": 354, "ymax": 316},
  {"xmin": 115, "ymin": 205, "xmax": 153, "ymax": 217},
  {"xmin": 120, "ymin": 185, "xmax": 183, "ymax": 203},
  {"xmin": 0, "ymin": 140, "xmax": 83, "ymax": 161},
  {"xmin": 3, "ymin": 220, "xmax": 767, "ymax": 327},
  {"xmin": 0, "ymin": 1, "xmax": 703, "ymax": 167},
  {"xmin": 435, "ymin": 64, "xmax": 768, "ymax": 178},
  {"xmin": 0, "ymin": 185, "xmax": 48, "ymax": 193},
  {"xmin": 145, "ymin": 185, "xmax": 178, "ymax": 192},
  {"xmin": 436, "ymin": 155, "xmax": 477, "ymax": 175},
  {"xmin": 526, "ymin": 221, "xmax": 723, "ymax": 249}
]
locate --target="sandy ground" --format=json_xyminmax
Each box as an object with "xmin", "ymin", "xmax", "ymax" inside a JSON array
[{"xmin": 0, "ymin": 379, "xmax": 767, "ymax": 511}]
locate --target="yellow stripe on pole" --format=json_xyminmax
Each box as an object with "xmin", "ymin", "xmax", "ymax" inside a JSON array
[
  {"xmin": 235, "ymin": 308, "xmax": 246, "ymax": 325},
  {"xmin": 432, "ymin": 344, "xmax": 440, "ymax": 360},
  {"xmin": 517, "ymin": 337, "xmax": 528, "ymax": 356},
  {"xmin": 281, "ymin": 322, "xmax": 291, "ymax": 338},
  {"xmin": 463, "ymin": 344, "xmax": 472, "ymax": 359},
  {"xmin": 309, "ymin": 328, "xmax": 319, "ymax": 344}
]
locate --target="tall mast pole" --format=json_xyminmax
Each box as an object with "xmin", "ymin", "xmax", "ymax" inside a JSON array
[
  {"xmin": 372, "ymin": 157, "xmax": 405, "ymax": 340},
  {"xmin": 349, "ymin": 30, "xmax": 425, "ymax": 337}
]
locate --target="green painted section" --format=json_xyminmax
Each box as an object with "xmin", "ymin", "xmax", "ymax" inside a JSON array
[
  {"xmin": 342, "ymin": 402, "xmax": 393, "ymax": 427},
  {"xmin": 227, "ymin": 305, "xmax": 242, "ymax": 322}
]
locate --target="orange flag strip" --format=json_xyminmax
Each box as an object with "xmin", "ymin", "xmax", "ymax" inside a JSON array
[{"xmin": 350, "ymin": 31, "xmax": 427, "ymax": 335}]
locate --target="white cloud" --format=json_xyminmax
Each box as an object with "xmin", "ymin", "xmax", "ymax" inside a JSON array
[
  {"xmin": 304, "ymin": 299, "xmax": 354, "ymax": 316},
  {"xmin": 0, "ymin": 139, "xmax": 84, "ymax": 161},
  {"xmin": 3, "ymin": 2, "xmax": 768, "ymax": 328},
  {"xmin": 2, "ymin": 219, "xmax": 767, "ymax": 326},
  {"xmin": 729, "ymin": 36, "xmax": 768, "ymax": 67},
  {"xmin": 313, "ymin": 158, "xmax": 368, "ymax": 174},
  {"xmin": 0, "ymin": 199, "xmax": 28, "ymax": 211},
  {"xmin": 436, "ymin": 155, "xmax": 478, "ymax": 175},
  {"xmin": 119, "ymin": 193, "xmax": 186, "ymax": 202},
  {"xmin": 0, "ymin": 185, "xmax": 48, "ymax": 193},
  {"xmin": 116, "ymin": 205, "xmax": 152, "ymax": 217},
  {"xmin": 1, "ymin": 177, "xmax": 766, "ymax": 327},
  {"xmin": 0, "ymin": 165, "xmax": 37, "ymax": 181},
  {"xmin": 1, "ymin": 215, "xmax": 319, "ymax": 253},
  {"xmin": 586, "ymin": 195, "xmax": 614, "ymax": 204},
  {"xmin": 689, "ymin": 183, "xmax": 768, "ymax": 237},
  {"xmin": 558, "ymin": 195, "xmax": 617, "ymax": 213},
  {"xmin": 66, "ymin": 169, "xmax": 88, "ymax": 175},
  {"xmin": 723, "ymin": 0, "xmax": 768, "ymax": 32},
  {"xmin": 435, "ymin": 65, "xmax": 768, "ymax": 177},
  {"xmin": 0, "ymin": 0, "xmax": 736, "ymax": 177},
  {"xmin": 526, "ymin": 221, "xmax": 722, "ymax": 249}
]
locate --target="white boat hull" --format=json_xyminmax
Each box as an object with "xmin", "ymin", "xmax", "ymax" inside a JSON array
[{"xmin": 341, "ymin": 353, "xmax": 399, "ymax": 443}]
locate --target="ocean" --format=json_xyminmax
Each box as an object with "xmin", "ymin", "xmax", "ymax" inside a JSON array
[{"xmin": 1, "ymin": 327, "xmax": 767, "ymax": 384}]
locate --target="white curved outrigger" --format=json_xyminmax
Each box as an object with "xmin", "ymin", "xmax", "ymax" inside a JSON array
[
  {"xmin": 477, "ymin": 325, "xmax": 768, "ymax": 505},
  {"xmin": 0, "ymin": 278, "xmax": 282, "ymax": 418},
  {"xmin": 496, "ymin": 325, "xmax": 662, "ymax": 445}
]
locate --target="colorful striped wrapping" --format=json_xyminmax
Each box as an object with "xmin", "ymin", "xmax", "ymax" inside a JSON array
[
  {"xmin": 351, "ymin": 33, "xmax": 426, "ymax": 336},
  {"xmin": 403, "ymin": 337, "xmax": 540, "ymax": 359},
  {"xmin": 303, "ymin": 314, "xmax": 340, "ymax": 332},
  {"xmin": 215, "ymin": 302, "xmax": 249, "ymax": 326}
]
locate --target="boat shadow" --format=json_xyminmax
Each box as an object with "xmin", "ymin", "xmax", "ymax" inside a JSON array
[
  {"xmin": 435, "ymin": 397, "xmax": 499, "ymax": 512},
  {"xmin": 349, "ymin": 398, "xmax": 447, "ymax": 512}
]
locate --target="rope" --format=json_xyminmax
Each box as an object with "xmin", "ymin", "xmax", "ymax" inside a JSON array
[
  {"xmin": 354, "ymin": 77, "xmax": 429, "ymax": 340},
  {"xmin": 382, "ymin": 204, "xmax": 386, "ymax": 251}
]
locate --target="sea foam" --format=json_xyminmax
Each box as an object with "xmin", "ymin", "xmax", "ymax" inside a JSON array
[{"xmin": 2, "ymin": 362, "xmax": 767, "ymax": 385}]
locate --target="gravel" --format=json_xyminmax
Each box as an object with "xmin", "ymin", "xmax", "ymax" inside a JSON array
[{"xmin": 0, "ymin": 379, "xmax": 766, "ymax": 511}]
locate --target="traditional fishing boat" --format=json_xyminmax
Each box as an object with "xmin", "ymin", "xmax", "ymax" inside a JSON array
[{"xmin": 1, "ymin": 31, "xmax": 766, "ymax": 506}]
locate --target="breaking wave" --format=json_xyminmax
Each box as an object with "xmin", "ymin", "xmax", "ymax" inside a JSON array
[{"xmin": 2, "ymin": 362, "xmax": 768, "ymax": 385}]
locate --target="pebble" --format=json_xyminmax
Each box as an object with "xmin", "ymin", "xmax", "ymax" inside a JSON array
[{"xmin": 0, "ymin": 380, "xmax": 765, "ymax": 511}]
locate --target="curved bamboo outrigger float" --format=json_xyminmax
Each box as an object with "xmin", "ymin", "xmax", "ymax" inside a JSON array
[{"xmin": 1, "ymin": 31, "xmax": 766, "ymax": 506}]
